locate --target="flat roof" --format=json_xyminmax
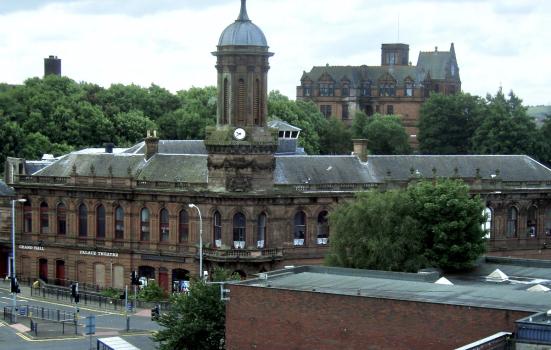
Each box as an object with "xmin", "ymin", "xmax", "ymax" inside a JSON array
[{"xmin": 236, "ymin": 264, "xmax": 551, "ymax": 313}]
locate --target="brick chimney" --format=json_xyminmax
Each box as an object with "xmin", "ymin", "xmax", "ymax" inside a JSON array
[
  {"xmin": 145, "ymin": 130, "xmax": 159, "ymax": 160},
  {"xmin": 352, "ymin": 139, "xmax": 368, "ymax": 162}
]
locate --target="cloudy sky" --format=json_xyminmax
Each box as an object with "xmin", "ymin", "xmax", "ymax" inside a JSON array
[{"xmin": 0, "ymin": 0, "xmax": 549, "ymax": 105}]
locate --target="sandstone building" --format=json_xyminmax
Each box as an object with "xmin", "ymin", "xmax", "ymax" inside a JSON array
[
  {"xmin": 296, "ymin": 43, "xmax": 461, "ymax": 146},
  {"xmin": 1, "ymin": 1, "xmax": 551, "ymax": 292}
]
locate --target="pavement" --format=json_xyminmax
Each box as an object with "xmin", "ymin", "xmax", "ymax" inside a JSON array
[{"xmin": 0, "ymin": 280, "xmax": 161, "ymax": 349}]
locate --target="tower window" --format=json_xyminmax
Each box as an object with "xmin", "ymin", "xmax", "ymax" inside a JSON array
[
  {"xmin": 238, "ymin": 79, "xmax": 245, "ymax": 124},
  {"xmin": 254, "ymin": 79, "xmax": 261, "ymax": 125},
  {"xmin": 223, "ymin": 78, "xmax": 229, "ymax": 124}
]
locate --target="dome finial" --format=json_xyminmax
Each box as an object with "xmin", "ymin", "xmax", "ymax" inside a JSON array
[{"xmin": 237, "ymin": 0, "xmax": 250, "ymax": 21}]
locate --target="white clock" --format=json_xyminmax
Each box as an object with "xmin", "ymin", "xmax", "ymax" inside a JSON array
[{"xmin": 233, "ymin": 127, "xmax": 246, "ymax": 140}]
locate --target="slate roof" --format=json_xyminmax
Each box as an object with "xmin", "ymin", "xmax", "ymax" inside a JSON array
[
  {"xmin": 367, "ymin": 155, "xmax": 551, "ymax": 182},
  {"xmin": 268, "ymin": 120, "xmax": 301, "ymax": 132},
  {"xmin": 123, "ymin": 140, "xmax": 207, "ymax": 155},
  {"xmin": 416, "ymin": 50, "xmax": 452, "ymax": 80},
  {"xmin": 274, "ymin": 155, "xmax": 376, "ymax": 185},
  {"xmin": 218, "ymin": 0, "xmax": 268, "ymax": 47},
  {"xmin": 136, "ymin": 154, "xmax": 207, "ymax": 183},
  {"xmin": 0, "ymin": 180, "xmax": 14, "ymax": 196},
  {"xmin": 237, "ymin": 265, "xmax": 551, "ymax": 313}
]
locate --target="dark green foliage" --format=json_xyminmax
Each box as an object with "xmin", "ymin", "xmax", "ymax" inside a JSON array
[
  {"xmin": 352, "ymin": 113, "xmax": 411, "ymax": 154},
  {"xmin": 153, "ymin": 268, "xmax": 239, "ymax": 350},
  {"xmin": 319, "ymin": 117, "xmax": 353, "ymax": 155},
  {"xmin": 326, "ymin": 179, "xmax": 486, "ymax": 272},
  {"xmin": 418, "ymin": 92, "xmax": 484, "ymax": 154},
  {"xmin": 137, "ymin": 280, "xmax": 167, "ymax": 302},
  {"xmin": 537, "ymin": 115, "xmax": 551, "ymax": 166}
]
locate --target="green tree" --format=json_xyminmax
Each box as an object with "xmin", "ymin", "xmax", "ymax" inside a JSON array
[
  {"xmin": 537, "ymin": 115, "xmax": 551, "ymax": 166},
  {"xmin": 418, "ymin": 92, "xmax": 484, "ymax": 154},
  {"xmin": 409, "ymin": 179, "xmax": 486, "ymax": 270},
  {"xmin": 326, "ymin": 190, "xmax": 425, "ymax": 272},
  {"xmin": 471, "ymin": 89, "xmax": 538, "ymax": 155},
  {"xmin": 112, "ymin": 110, "xmax": 157, "ymax": 146},
  {"xmin": 351, "ymin": 111, "xmax": 369, "ymax": 138},
  {"xmin": 326, "ymin": 179, "xmax": 486, "ymax": 272},
  {"xmin": 364, "ymin": 114, "xmax": 411, "ymax": 155},
  {"xmin": 153, "ymin": 268, "xmax": 239, "ymax": 350},
  {"xmin": 137, "ymin": 281, "xmax": 167, "ymax": 302},
  {"xmin": 319, "ymin": 118, "xmax": 352, "ymax": 155}
]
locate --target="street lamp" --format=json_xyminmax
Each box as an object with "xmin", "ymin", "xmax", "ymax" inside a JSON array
[
  {"xmin": 11, "ymin": 198, "xmax": 26, "ymax": 322},
  {"xmin": 188, "ymin": 204, "xmax": 203, "ymax": 281}
]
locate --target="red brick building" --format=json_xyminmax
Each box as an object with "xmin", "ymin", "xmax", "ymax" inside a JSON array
[
  {"xmin": 297, "ymin": 43, "xmax": 461, "ymax": 147},
  {"xmin": 225, "ymin": 264, "xmax": 550, "ymax": 350}
]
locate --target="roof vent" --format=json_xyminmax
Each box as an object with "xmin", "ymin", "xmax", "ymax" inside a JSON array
[
  {"xmin": 527, "ymin": 284, "xmax": 550, "ymax": 293},
  {"xmin": 434, "ymin": 277, "xmax": 454, "ymax": 285},
  {"xmin": 486, "ymin": 269, "xmax": 509, "ymax": 282}
]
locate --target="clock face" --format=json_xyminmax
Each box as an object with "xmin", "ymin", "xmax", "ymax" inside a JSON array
[{"xmin": 233, "ymin": 128, "xmax": 246, "ymax": 140}]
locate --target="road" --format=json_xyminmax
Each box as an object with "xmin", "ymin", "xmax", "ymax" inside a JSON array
[{"xmin": 0, "ymin": 282, "xmax": 161, "ymax": 349}]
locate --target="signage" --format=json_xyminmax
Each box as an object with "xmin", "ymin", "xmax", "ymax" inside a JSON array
[
  {"xmin": 18, "ymin": 245, "xmax": 44, "ymax": 251},
  {"xmin": 85, "ymin": 315, "xmax": 96, "ymax": 335},
  {"xmin": 80, "ymin": 250, "xmax": 119, "ymax": 257}
]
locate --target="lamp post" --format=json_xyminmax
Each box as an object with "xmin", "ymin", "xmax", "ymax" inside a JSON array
[
  {"xmin": 188, "ymin": 204, "xmax": 203, "ymax": 281},
  {"xmin": 11, "ymin": 198, "xmax": 26, "ymax": 322}
]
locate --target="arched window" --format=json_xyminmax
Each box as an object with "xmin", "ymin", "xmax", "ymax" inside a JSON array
[
  {"xmin": 233, "ymin": 213, "xmax": 246, "ymax": 249},
  {"xmin": 223, "ymin": 78, "xmax": 229, "ymax": 124},
  {"xmin": 257, "ymin": 213, "xmax": 267, "ymax": 248},
  {"xmin": 114, "ymin": 206, "xmax": 124, "ymax": 240},
  {"xmin": 57, "ymin": 203, "xmax": 66, "ymax": 235},
  {"xmin": 506, "ymin": 206, "xmax": 518, "ymax": 238},
  {"xmin": 78, "ymin": 204, "xmax": 88, "ymax": 237},
  {"xmin": 527, "ymin": 206, "xmax": 537, "ymax": 238},
  {"xmin": 96, "ymin": 204, "xmax": 106, "ymax": 238},
  {"xmin": 317, "ymin": 211, "xmax": 329, "ymax": 245},
  {"xmin": 213, "ymin": 211, "xmax": 222, "ymax": 248},
  {"xmin": 483, "ymin": 207, "xmax": 493, "ymax": 239},
  {"xmin": 40, "ymin": 202, "xmax": 49, "ymax": 234},
  {"xmin": 159, "ymin": 208, "xmax": 169, "ymax": 242},
  {"xmin": 140, "ymin": 208, "xmax": 150, "ymax": 241},
  {"xmin": 23, "ymin": 200, "xmax": 32, "ymax": 233},
  {"xmin": 179, "ymin": 210, "xmax": 189, "ymax": 243},
  {"xmin": 293, "ymin": 211, "xmax": 306, "ymax": 246},
  {"xmin": 545, "ymin": 208, "xmax": 551, "ymax": 236}
]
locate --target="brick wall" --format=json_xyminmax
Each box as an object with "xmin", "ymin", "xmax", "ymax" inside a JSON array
[{"xmin": 226, "ymin": 285, "xmax": 530, "ymax": 350}]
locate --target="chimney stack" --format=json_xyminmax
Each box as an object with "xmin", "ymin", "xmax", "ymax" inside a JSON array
[
  {"xmin": 145, "ymin": 130, "xmax": 159, "ymax": 160},
  {"xmin": 352, "ymin": 139, "xmax": 368, "ymax": 162}
]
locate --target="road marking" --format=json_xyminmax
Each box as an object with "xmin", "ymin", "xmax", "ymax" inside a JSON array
[
  {"xmin": 16, "ymin": 332, "xmax": 84, "ymax": 342},
  {"xmin": 1, "ymin": 296, "xmax": 11, "ymax": 300}
]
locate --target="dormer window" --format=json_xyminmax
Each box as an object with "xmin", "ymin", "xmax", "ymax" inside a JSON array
[
  {"xmin": 379, "ymin": 82, "xmax": 396, "ymax": 97},
  {"xmin": 405, "ymin": 81, "xmax": 414, "ymax": 97},
  {"xmin": 341, "ymin": 85, "xmax": 349, "ymax": 97},
  {"xmin": 303, "ymin": 85, "xmax": 311, "ymax": 97},
  {"xmin": 319, "ymin": 83, "xmax": 334, "ymax": 97},
  {"xmin": 361, "ymin": 81, "xmax": 371, "ymax": 97}
]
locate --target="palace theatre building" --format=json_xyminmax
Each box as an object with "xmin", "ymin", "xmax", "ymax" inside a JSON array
[{"xmin": 2, "ymin": 1, "xmax": 551, "ymax": 291}]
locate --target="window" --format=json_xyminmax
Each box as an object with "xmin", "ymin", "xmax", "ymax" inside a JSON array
[
  {"xmin": 319, "ymin": 83, "xmax": 334, "ymax": 97},
  {"xmin": 506, "ymin": 206, "xmax": 518, "ymax": 237},
  {"xmin": 254, "ymin": 79, "xmax": 261, "ymax": 125},
  {"xmin": 159, "ymin": 208, "xmax": 169, "ymax": 242},
  {"xmin": 341, "ymin": 86, "xmax": 349, "ymax": 97},
  {"xmin": 545, "ymin": 208, "xmax": 551, "ymax": 236},
  {"xmin": 238, "ymin": 78, "xmax": 245, "ymax": 124},
  {"xmin": 303, "ymin": 85, "xmax": 311, "ymax": 97},
  {"xmin": 223, "ymin": 78, "xmax": 229, "ymax": 124},
  {"xmin": 527, "ymin": 206, "xmax": 537, "ymax": 238},
  {"xmin": 386, "ymin": 52, "xmax": 397, "ymax": 65},
  {"xmin": 24, "ymin": 200, "xmax": 32, "ymax": 233},
  {"xmin": 40, "ymin": 202, "xmax": 49, "ymax": 234},
  {"xmin": 451, "ymin": 64, "xmax": 456, "ymax": 77},
  {"xmin": 317, "ymin": 211, "xmax": 329, "ymax": 245},
  {"xmin": 342, "ymin": 104, "xmax": 349, "ymax": 120},
  {"xmin": 257, "ymin": 213, "xmax": 267, "ymax": 248},
  {"xmin": 96, "ymin": 204, "xmax": 106, "ymax": 239},
  {"xmin": 115, "ymin": 206, "xmax": 124, "ymax": 240},
  {"xmin": 379, "ymin": 82, "xmax": 396, "ymax": 97},
  {"xmin": 320, "ymin": 105, "xmax": 332, "ymax": 118},
  {"xmin": 213, "ymin": 211, "xmax": 222, "ymax": 248},
  {"xmin": 483, "ymin": 207, "xmax": 492, "ymax": 239},
  {"xmin": 386, "ymin": 105, "xmax": 394, "ymax": 115},
  {"xmin": 57, "ymin": 203, "xmax": 66, "ymax": 235},
  {"xmin": 405, "ymin": 81, "xmax": 414, "ymax": 97},
  {"xmin": 78, "ymin": 204, "xmax": 88, "ymax": 237},
  {"xmin": 293, "ymin": 211, "xmax": 306, "ymax": 246},
  {"xmin": 233, "ymin": 213, "xmax": 246, "ymax": 249},
  {"xmin": 361, "ymin": 81, "xmax": 371, "ymax": 96},
  {"xmin": 179, "ymin": 210, "xmax": 189, "ymax": 243},
  {"xmin": 140, "ymin": 208, "xmax": 150, "ymax": 241}
]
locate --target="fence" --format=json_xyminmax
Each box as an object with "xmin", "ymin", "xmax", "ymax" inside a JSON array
[{"xmin": 3, "ymin": 305, "xmax": 79, "ymax": 336}]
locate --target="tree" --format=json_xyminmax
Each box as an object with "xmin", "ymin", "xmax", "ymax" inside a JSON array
[
  {"xmin": 318, "ymin": 117, "xmax": 352, "ymax": 155},
  {"xmin": 326, "ymin": 179, "xmax": 486, "ymax": 272},
  {"xmin": 418, "ymin": 92, "xmax": 484, "ymax": 154},
  {"xmin": 326, "ymin": 190, "xmax": 425, "ymax": 272},
  {"xmin": 137, "ymin": 281, "xmax": 167, "ymax": 302},
  {"xmin": 362, "ymin": 114, "xmax": 411, "ymax": 155},
  {"xmin": 471, "ymin": 89, "xmax": 538, "ymax": 155},
  {"xmin": 111, "ymin": 110, "xmax": 157, "ymax": 146},
  {"xmin": 153, "ymin": 269, "xmax": 239, "ymax": 350},
  {"xmin": 408, "ymin": 179, "xmax": 486, "ymax": 270},
  {"xmin": 537, "ymin": 115, "xmax": 551, "ymax": 166},
  {"xmin": 351, "ymin": 111, "xmax": 369, "ymax": 139}
]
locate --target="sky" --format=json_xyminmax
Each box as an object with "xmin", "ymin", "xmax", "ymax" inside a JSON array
[{"xmin": 0, "ymin": 0, "xmax": 550, "ymax": 106}]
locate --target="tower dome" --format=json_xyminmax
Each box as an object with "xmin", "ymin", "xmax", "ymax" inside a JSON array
[{"xmin": 218, "ymin": 0, "xmax": 268, "ymax": 47}]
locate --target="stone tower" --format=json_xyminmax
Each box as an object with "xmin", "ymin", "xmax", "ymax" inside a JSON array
[{"xmin": 206, "ymin": 0, "xmax": 278, "ymax": 193}]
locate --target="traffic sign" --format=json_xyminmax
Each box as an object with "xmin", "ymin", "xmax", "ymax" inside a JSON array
[{"xmin": 84, "ymin": 315, "xmax": 96, "ymax": 335}]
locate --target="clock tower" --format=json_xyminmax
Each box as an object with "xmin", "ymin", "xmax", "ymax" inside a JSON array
[{"xmin": 206, "ymin": 0, "xmax": 278, "ymax": 192}]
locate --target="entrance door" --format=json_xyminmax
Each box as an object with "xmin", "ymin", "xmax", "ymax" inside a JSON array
[
  {"xmin": 158, "ymin": 268, "xmax": 169, "ymax": 291},
  {"xmin": 39, "ymin": 258, "xmax": 48, "ymax": 283},
  {"xmin": 55, "ymin": 260, "xmax": 65, "ymax": 286}
]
